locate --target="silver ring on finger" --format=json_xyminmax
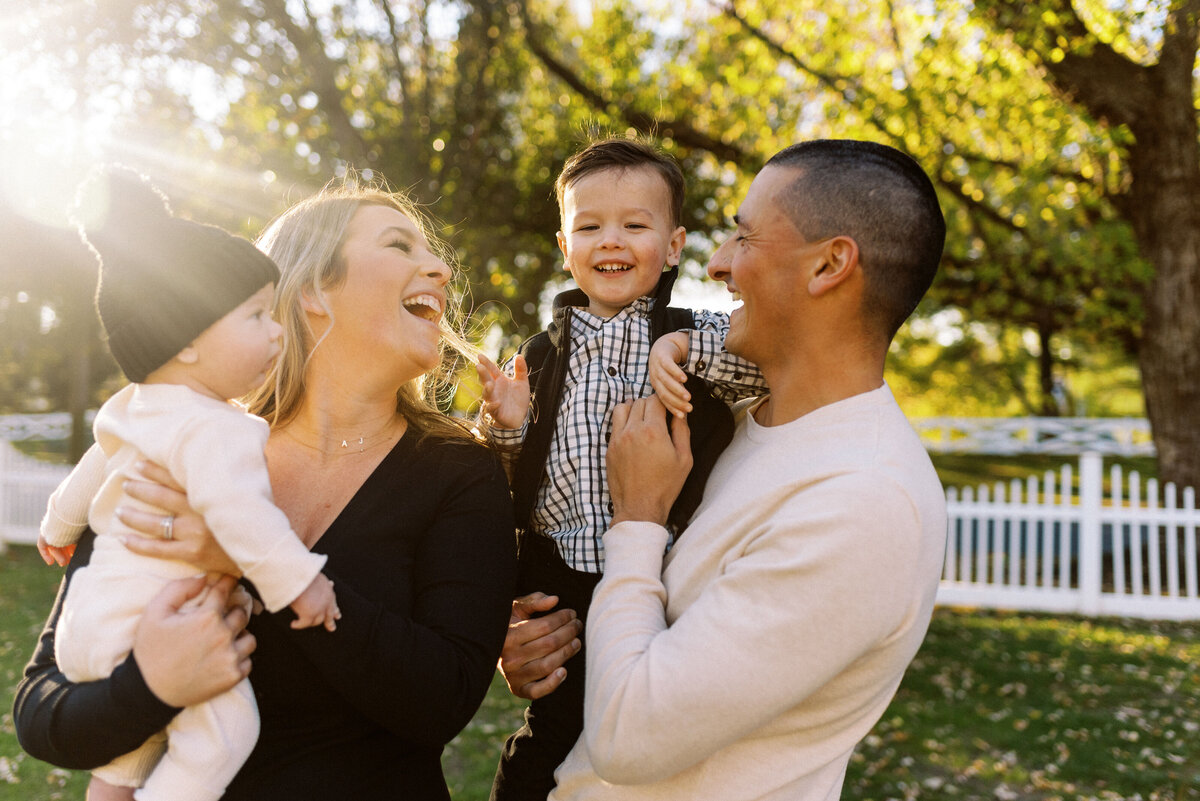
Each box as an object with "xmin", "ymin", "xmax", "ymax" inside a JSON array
[{"xmin": 161, "ymin": 514, "xmax": 175, "ymax": 541}]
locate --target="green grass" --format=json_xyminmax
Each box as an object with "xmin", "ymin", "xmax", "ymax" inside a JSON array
[
  {"xmin": 0, "ymin": 546, "xmax": 84, "ymax": 799},
  {"xmin": 3, "ymin": 544, "xmax": 1198, "ymax": 801}
]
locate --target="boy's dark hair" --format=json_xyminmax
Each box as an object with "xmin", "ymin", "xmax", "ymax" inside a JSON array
[
  {"xmin": 555, "ymin": 137, "xmax": 685, "ymax": 227},
  {"xmin": 766, "ymin": 140, "xmax": 946, "ymax": 342}
]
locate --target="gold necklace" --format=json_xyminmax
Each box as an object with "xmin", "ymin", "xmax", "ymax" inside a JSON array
[{"xmin": 282, "ymin": 420, "xmax": 400, "ymax": 456}]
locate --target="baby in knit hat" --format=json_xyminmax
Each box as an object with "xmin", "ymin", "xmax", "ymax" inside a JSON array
[{"xmin": 35, "ymin": 166, "xmax": 339, "ymax": 801}]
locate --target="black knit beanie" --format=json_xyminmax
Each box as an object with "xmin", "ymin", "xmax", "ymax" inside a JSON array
[{"xmin": 80, "ymin": 166, "xmax": 280, "ymax": 383}]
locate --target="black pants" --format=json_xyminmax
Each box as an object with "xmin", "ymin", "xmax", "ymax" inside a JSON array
[{"xmin": 490, "ymin": 534, "xmax": 602, "ymax": 801}]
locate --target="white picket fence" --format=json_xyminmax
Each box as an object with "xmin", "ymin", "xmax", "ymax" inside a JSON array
[
  {"xmin": 3, "ymin": 414, "xmax": 1199, "ymax": 620},
  {"xmin": 938, "ymin": 453, "xmax": 1200, "ymax": 620},
  {"xmin": 922, "ymin": 418, "xmax": 1200, "ymax": 620},
  {"xmin": 0, "ymin": 441, "xmax": 71, "ymax": 551}
]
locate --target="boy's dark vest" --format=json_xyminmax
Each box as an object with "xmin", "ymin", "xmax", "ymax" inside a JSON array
[{"xmin": 509, "ymin": 268, "xmax": 735, "ymax": 549}]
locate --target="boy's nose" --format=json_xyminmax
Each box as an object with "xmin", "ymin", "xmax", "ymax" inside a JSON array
[{"xmin": 598, "ymin": 226, "xmax": 624, "ymax": 248}]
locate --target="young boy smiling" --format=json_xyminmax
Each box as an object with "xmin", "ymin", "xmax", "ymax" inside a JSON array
[{"xmin": 478, "ymin": 137, "xmax": 767, "ymax": 801}]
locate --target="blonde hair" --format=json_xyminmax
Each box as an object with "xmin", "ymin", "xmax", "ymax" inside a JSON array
[{"xmin": 245, "ymin": 175, "xmax": 479, "ymax": 445}]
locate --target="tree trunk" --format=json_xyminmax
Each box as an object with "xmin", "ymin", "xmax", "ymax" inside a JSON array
[
  {"xmin": 981, "ymin": 0, "xmax": 1200, "ymax": 489},
  {"xmin": 1128, "ymin": 114, "xmax": 1200, "ymax": 489},
  {"xmin": 1037, "ymin": 322, "xmax": 1057, "ymax": 417},
  {"xmin": 1106, "ymin": 16, "xmax": 1200, "ymax": 491}
]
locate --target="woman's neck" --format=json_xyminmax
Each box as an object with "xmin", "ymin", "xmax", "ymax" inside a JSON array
[{"xmin": 277, "ymin": 373, "xmax": 405, "ymax": 455}]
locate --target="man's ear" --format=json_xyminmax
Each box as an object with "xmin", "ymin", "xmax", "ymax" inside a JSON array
[
  {"xmin": 808, "ymin": 236, "xmax": 859, "ymax": 297},
  {"xmin": 174, "ymin": 344, "xmax": 200, "ymax": 365}
]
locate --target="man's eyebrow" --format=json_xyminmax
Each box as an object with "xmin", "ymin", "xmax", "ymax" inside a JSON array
[{"xmin": 732, "ymin": 214, "xmax": 742, "ymax": 226}]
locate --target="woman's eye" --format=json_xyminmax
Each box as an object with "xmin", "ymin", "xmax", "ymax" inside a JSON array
[{"xmin": 390, "ymin": 240, "xmax": 412, "ymax": 253}]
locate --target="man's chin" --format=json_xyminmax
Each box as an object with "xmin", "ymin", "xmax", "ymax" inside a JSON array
[{"xmin": 724, "ymin": 328, "xmax": 748, "ymax": 359}]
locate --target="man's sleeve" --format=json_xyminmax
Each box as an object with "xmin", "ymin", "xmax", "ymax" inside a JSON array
[{"xmin": 581, "ymin": 477, "xmax": 924, "ymax": 784}]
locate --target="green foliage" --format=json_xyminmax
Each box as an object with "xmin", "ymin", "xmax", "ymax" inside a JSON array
[
  {"xmin": 0, "ymin": 0, "xmax": 1171, "ymax": 420},
  {"xmin": 889, "ymin": 312, "xmax": 1145, "ymax": 418},
  {"xmin": 0, "ymin": 548, "xmax": 87, "ymax": 799}
]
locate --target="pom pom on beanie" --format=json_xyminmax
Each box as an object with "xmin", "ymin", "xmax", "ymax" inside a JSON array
[{"xmin": 78, "ymin": 166, "xmax": 280, "ymax": 383}]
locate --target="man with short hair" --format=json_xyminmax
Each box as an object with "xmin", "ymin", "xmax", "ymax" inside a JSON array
[{"xmin": 535, "ymin": 139, "xmax": 949, "ymax": 801}]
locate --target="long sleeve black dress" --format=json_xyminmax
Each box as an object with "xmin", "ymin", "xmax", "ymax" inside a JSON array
[{"xmin": 14, "ymin": 433, "xmax": 517, "ymax": 800}]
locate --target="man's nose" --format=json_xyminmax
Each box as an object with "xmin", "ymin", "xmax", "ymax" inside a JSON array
[{"xmin": 706, "ymin": 236, "xmax": 732, "ymax": 281}]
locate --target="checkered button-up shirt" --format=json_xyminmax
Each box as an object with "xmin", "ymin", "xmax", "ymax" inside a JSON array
[{"xmin": 492, "ymin": 298, "xmax": 766, "ymax": 573}]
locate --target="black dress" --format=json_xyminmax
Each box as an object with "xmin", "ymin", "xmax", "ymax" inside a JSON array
[{"xmin": 14, "ymin": 433, "xmax": 517, "ymax": 800}]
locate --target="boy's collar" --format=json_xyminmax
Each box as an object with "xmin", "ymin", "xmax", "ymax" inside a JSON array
[{"xmin": 546, "ymin": 267, "xmax": 679, "ymax": 347}]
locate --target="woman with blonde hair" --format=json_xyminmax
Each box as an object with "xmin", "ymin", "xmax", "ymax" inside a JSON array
[{"xmin": 15, "ymin": 178, "xmax": 518, "ymax": 800}]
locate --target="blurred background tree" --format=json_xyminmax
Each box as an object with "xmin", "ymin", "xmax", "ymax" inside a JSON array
[{"xmin": 0, "ymin": 0, "xmax": 1193, "ymax": 487}]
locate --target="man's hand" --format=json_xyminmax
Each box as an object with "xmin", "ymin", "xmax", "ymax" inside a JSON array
[
  {"xmin": 648, "ymin": 332, "xmax": 692, "ymax": 418},
  {"xmin": 477, "ymin": 354, "xmax": 531, "ymax": 430},
  {"xmin": 608, "ymin": 396, "xmax": 692, "ymax": 527},
  {"xmin": 498, "ymin": 593, "xmax": 583, "ymax": 700}
]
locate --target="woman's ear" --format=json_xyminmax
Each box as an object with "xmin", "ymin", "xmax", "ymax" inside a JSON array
[
  {"xmin": 808, "ymin": 236, "xmax": 860, "ymax": 297},
  {"xmin": 299, "ymin": 286, "xmax": 327, "ymax": 316}
]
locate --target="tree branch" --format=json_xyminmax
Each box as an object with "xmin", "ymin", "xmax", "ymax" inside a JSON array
[
  {"xmin": 375, "ymin": 0, "xmax": 415, "ymax": 123},
  {"xmin": 516, "ymin": 1, "xmax": 755, "ymax": 168},
  {"xmin": 259, "ymin": 0, "xmax": 371, "ymax": 165},
  {"xmin": 973, "ymin": 0, "xmax": 1152, "ymax": 127}
]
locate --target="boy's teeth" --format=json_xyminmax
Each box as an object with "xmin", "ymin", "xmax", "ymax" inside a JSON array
[{"xmin": 595, "ymin": 263, "xmax": 632, "ymax": 272}]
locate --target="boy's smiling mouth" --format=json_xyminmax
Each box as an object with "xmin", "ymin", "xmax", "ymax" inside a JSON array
[{"xmin": 594, "ymin": 262, "xmax": 634, "ymax": 273}]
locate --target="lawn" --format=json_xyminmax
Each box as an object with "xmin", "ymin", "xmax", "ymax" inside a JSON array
[{"xmin": 2, "ymin": 543, "xmax": 1198, "ymax": 801}]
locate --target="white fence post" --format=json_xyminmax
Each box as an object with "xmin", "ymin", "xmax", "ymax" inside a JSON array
[
  {"xmin": 1078, "ymin": 452, "xmax": 1103, "ymax": 614},
  {"xmin": 0, "ymin": 445, "xmax": 9, "ymax": 555}
]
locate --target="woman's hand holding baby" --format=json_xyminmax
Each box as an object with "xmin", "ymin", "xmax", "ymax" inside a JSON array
[{"xmin": 117, "ymin": 461, "xmax": 240, "ymax": 575}]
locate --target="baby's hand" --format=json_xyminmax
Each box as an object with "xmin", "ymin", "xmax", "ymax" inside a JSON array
[
  {"xmin": 37, "ymin": 535, "xmax": 76, "ymax": 567},
  {"xmin": 477, "ymin": 354, "xmax": 531, "ymax": 430},
  {"xmin": 649, "ymin": 332, "xmax": 692, "ymax": 419},
  {"xmin": 290, "ymin": 573, "xmax": 340, "ymax": 632}
]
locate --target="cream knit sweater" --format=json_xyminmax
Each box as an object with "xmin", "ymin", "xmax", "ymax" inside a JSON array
[{"xmin": 550, "ymin": 384, "xmax": 947, "ymax": 801}]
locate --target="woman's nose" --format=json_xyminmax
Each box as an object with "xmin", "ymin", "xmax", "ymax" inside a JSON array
[{"xmin": 426, "ymin": 254, "xmax": 451, "ymax": 283}]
